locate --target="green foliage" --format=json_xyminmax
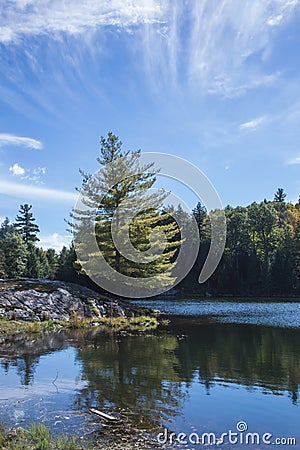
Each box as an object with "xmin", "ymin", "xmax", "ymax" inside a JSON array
[
  {"xmin": 0, "ymin": 180, "xmax": 299, "ymax": 297},
  {"xmin": 274, "ymin": 187, "xmax": 287, "ymax": 202},
  {"xmin": 72, "ymin": 132, "xmax": 181, "ymax": 288},
  {"xmin": 56, "ymin": 244, "xmax": 79, "ymax": 283},
  {"xmin": 15, "ymin": 204, "xmax": 40, "ymax": 245},
  {"xmin": 1, "ymin": 229, "xmax": 28, "ymax": 278},
  {"xmin": 45, "ymin": 248, "xmax": 59, "ymax": 279},
  {"xmin": 178, "ymin": 199, "xmax": 300, "ymax": 296},
  {"xmin": 192, "ymin": 201, "xmax": 208, "ymax": 238},
  {"xmin": 26, "ymin": 245, "xmax": 51, "ymax": 278},
  {"xmin": 0, "ymin": 213, "xmax": 61, "ymax": 281},
  {"xmin": 0, "ymin": 423, "xmax": 84, "ymax": 449}
]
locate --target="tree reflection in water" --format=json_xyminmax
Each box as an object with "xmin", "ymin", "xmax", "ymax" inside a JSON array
[
  {"xmin": 73, "ymin": 332, "xmax": 185, "ymax": 429},
  {"xmin": 1, "ymin": 322, "xmax": 300, "ymax": 437}
]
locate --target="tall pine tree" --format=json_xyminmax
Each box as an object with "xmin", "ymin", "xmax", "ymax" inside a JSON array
[
  {"xmin": 72, "ymin": 132, "xmax": 181, "ymax": 292},
  {"xmin": 15, "ymin": 204, "xmax": 40, "ymax": 245}
]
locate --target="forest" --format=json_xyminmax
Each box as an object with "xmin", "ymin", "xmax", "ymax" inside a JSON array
[
  {"xmin": 0, "ymin": 192, "xmax": 299, "ymax": 297},
  {"xmin": 0, "ymin": 134, "xmax": 299, "ymax": 297}
]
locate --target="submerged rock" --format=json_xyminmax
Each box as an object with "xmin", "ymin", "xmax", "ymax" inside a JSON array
[{"xmin": 0, "ymin": 279, "xmax": 140, "ymax": 322}]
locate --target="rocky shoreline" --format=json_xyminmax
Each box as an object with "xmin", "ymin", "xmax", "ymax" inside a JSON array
[{"xmin": 0, "ymin": 279, "xmax": 146, "ymax": 322}]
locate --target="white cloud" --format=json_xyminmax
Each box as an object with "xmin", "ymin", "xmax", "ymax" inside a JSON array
[
  {"xmin": 0, "ymin": 0, "xmax": 299, "ymax": 104},
  {"xmin": 39, "ymin": 233, "xmax": 72, "ymax": 251},
  {"xmin": 207, "ymin": 72, "xmax": 281, "ymax": 99},
  {"xmin": 9, "ymin": 162, "xmax": 25, "ymax": 176},
  {"xmin": 240, "ymin": 116, "xmax": 267, "ymax": 131},
  {"xmin": 0, "ymin": 180, "xmax": 77, "ymax": 202},
  {"xmin": 22, "ymin": 166, "xmax": 47, "ymax": 183},
  {"xmin": 141, "ymin": 0, "xmax": 299, "ymax": 96},
  {"xmin": 8, "ymin": 164, "xmax": 47, "ymax": 183},
  {"xmin": 0, "ymin": 0, "xmax": 166, "ymax": 44},
  {"xmin": 33, "ymin": 167, "xmax": 46, "ymax": 175},
  {"xmin": 286, "ymin": 156, "xmax": 300, "ymax": 165},
  {"xmin": 0, "ymin": 133, "xmax": 43, "ymax": 149}
]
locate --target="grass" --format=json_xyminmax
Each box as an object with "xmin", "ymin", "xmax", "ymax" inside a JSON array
[
  {"xmin": 0, "ymin": 314, "xmax": 159, "ymax": 335},
  {"xmin": 0, "ymin": 423, "xmax": 85, "ymax": 450},
  {"xmin": 65, "ymin": 315, "xmax": 158, "ymax": 331},
  {"xmin": 0, "ymin": 318, "xmax": 45, "ymax": 334},
  {"xmin": 0, "ymin": 423, "xmax": 160, "ymax": 449}
]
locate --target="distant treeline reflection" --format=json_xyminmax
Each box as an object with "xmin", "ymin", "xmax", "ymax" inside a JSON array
[{"xmin": 1, "ymin": 323, "xmax": 299, "ymax": 426}]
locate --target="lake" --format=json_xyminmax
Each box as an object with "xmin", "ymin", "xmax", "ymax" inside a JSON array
[{"xmin": 0, "ymin": 300, "xmax": 300, "ymax": 449}]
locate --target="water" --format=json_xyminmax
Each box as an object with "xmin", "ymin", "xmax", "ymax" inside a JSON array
[
  {"xmin": 0, "ymin": 301, "xmax": 300, "ymax": 449},
  {"xmin": 130, "ymin": 298, "xmax": 300, "ymax": 327}
]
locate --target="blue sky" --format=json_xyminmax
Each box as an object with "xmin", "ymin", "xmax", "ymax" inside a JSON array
[{"xmin": 0, "ymin": 0, "xmax": 300, "ymax": 250}]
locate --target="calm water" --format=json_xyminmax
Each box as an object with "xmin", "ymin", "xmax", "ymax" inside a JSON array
[
  {"xmin": 0, "ymin": 301, "xmax": 300, "ymax": 449},
  {"xmin": 130, "ymin": 298, "xmax": 300, "ymax": 327}
]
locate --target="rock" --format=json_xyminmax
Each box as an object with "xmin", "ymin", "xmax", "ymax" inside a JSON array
[{"xmin": 0, "ymin": 279, "xmax": 142, "ymax": 322}]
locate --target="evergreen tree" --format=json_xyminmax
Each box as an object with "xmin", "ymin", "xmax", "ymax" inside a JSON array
[
  {"xmin": 0, "ymin": 217, "xmax": 12, "ymax": 239},
  {"xmin": 0, "ymin": 247, "xmax": 6, "ymax": 278},
  {"xmin": 72, "ymin": 132, "xmax": 181, "ymax": 291},
  {"xmin": 2, "ymin": 230, "xmax": 28, "ymax": 278},
  {"xmin": 24, "ymin": 246, "xmax": 50, "ymax": 278},
  {"xmin": 56, "ymin": 246, "xmax": 68, "ymax": 280},
  {"xmin": 192, "ymin": 202, "xmax": 207, "ymax": 238},
  {"xmin": 45, "ymin": 248, "xmax": 59, "ymax": 279},
  {"xmin": 15, "ymin": 204, "xmax": 40, "ymax": 245},
  {"xmin": 37, "ymin": 248, "xmax": 51, "ymax": 278},
  {"xmin": 274, "ymin": 188, "xmax": 287, "ymax": 202},
  {"xmin": 56, "ymin": 244, "xmax": 81, "ymax": 282}
]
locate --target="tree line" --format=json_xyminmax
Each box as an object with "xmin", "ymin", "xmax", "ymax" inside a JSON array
[
  {"xmin": 182, "ymin": 192, "xmax": 300, "ymax": 296},
  {"xmin": 0, "ymin": 204, "xmax": 76, "ymax": 282},
  {"xmin": 0, "ymin": 132, "xmax": 299, "ymax": 297}
]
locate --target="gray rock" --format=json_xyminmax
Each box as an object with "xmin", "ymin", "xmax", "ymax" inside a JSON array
[{"xmin": 0, "ymin": 279, "xmax": 144, "ymax": 322}]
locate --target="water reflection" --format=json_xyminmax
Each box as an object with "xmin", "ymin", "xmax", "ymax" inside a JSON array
[
  {"xmin": 170, "ymin": 322, "xmax": 300, "ymax": 404},
  {"xmin": 0, "ymin": 321, "xmax": 299, "ymax": 443},
  {"xmin": 74, "ymin": 332, "xmax": 185, "ymax": 426}
]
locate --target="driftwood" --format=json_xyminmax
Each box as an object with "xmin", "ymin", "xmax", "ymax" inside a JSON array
[{"xmin": 90, "ymin": 407, "xmax": 118, "ymax": 421}]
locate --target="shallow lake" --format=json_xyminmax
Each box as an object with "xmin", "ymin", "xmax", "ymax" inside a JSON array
[{"xmin": 0, "ymin": 301, "xmax": 300, "ymax": 449}]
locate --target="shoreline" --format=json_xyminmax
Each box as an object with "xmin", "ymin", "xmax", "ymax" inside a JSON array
[
  {"xmin": 0, "ymin": 314, "xmax": 159, "ymax": 335},
  {"xmin": 0, "ymin": 423, "xmax": 162, "ymax": 450}
]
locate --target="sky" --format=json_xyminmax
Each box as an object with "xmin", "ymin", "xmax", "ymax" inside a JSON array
[{"xmin": 0, "ymin": 0, "xmax": 300, "ymax": 251}]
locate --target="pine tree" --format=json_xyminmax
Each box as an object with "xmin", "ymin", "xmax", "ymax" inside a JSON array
[
  {"xmin": 56, "ymin": 244, "xmax": 80, "ymax": 282},
  {"xmin": 15, "ymin": 204, "xmax": 40, "ymax": 245},
  {"xmin": 0, "ymin": 217, "xmax": 11, "ymax": 239},
  {"xmin": 192, "ymin": 202, "xmax": 207, "ymax": 238},
  {"xmin": 274, "ymin": 188, "xmax": 287, "ymax": 203},
  {"xmin": 2, "ymin": 230, "xmax": 28, "ymax": 278},
  {"xmin": 0, "ymin": 247, "xmax": 6, "ymax": 278},
  {"xmin": 45, "ymin": 248, "xmax": 59, "ymax": 279},
  {"xmin": 72, "ymin": 132, "xmax": 181, "ymax": 293}
]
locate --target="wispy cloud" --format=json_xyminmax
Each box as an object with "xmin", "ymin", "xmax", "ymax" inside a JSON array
[
  {"xmin": 39, "ymin": 233, "xmax": 72, "ymax": 251},
  {"xmin": 240, "ymin": 116, "xmax": 268, "ymax": 131},
  {"xmin": 0, "ymin": 180, "xmax": 77, "ymax": 202},
  {"xmin": 0, "ymin": 0, "xmax": 298, "ymax": 115},
  {"xmin": 9, "ymin": 162, "xmax": 25, "ymax": 176},
  {"xmin": 141, "ymin": 0, "xmax": 299, "ymax": 96},
  {"xmin": 0, "ymin": 0, "xmax": 166, "ymax": 44},
  {"xmin": 22, "ymin": 166, "xmax": 47, "ymax": 184},
  {"xmin": 286, "ymin": 156, "xmax": 300, "ymax": 165},
  {"xmin": 0, "ymin": 133, "xmax": 43, "ymax": 149}
]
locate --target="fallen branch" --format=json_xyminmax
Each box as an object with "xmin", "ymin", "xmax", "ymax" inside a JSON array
[{"xmin": 89, "ymin": 408, "xmax": 118, "ymax": 421}]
